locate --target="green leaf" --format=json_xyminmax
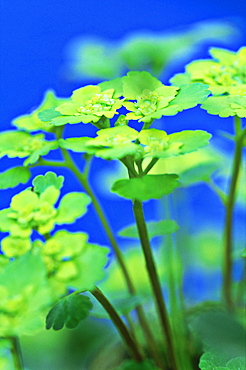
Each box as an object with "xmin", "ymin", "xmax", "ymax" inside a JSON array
[
  {"xmin": 226, "ymin": 357, "xmax": 246, "ymax": 370},
  {"xmin": 70, "ymin": 243, "xmax": 109, "ymax": 290},
  {"xmin": 122, "ymin": 71, "xmax": 163, "ymax": 99},
  {"xmin": 168, "ymin": 83, "xmax": 210, "ymax": 110},
  {"xmin": 58, "ymin": 137, "xmax": 95, "ymax": 154},
  {"xmin": 199, "ymin": 352, "xmax": 227, "ymax": 370},
  {"xmin": 32, "ymin": 172, "xmax": 64, "ymax": 194},
  {"xmin": 202, "ymin": 96, "xmax": 246, "ymax": 117},
  {"xmin": 119, "ymin": 220, "xmax": 179, "ymax": 238},
  {"xmin": 38, "ymin": 107, "xmax": 62, "ymax": 122},
  {"xmin": 99, "ymin": 77, "xmax": 124, "ymax": 97},
  {"xmin": 0, "ymin": 167, "xmax": 31, "ymax": 189},
  {"xmin": 12, "ymin": 90, "xmax": 67, "ymax": 132},
  {"xmin": 1, "ymin": 236, "xmax": 31, "ymax": 257},
  {"xmin": 168, "ymin": 130, "xmax": 212, "ymax": 154},
  {"xmin": 46, "ymin": 294, "xmax": 93, "ymax": 330},
  {"xmin": 112, "ymin": 174, "xmax": 179, "ymax": 201},
  {"xmin": 55, "ymin": 192, "xmax": 91, "ymax": 224}
]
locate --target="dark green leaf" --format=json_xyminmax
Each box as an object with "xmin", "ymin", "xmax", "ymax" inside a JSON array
[
  {"xmin": 119, "ymin": 220, "xmax": 179, "ymax": 238},
  {"xmin": 112, "ymin": 174, "xmax": 179, "ymax": 201},
  {"xmin": 46, "ymin": 294, "xmax": 93, "ymax": 330},
  {"xmin": 198, "ymin": 352, "xmax": 227, "ymax": 370},
  {"xmin": 32, "ymin": 172, "xmax": 64, "ymax": 194},
  {"xmin": 0, "ymin": 167, "xmax": 31, "ymax": 189}
]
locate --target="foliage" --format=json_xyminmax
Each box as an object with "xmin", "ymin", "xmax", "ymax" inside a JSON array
[{"xmin": 0, "ymin": 47, "xmax": 245, "ymax": 370}]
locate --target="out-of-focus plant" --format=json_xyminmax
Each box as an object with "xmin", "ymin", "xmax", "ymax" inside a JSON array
[
  {"xmin": 0, "ymin": 47, "xmax": 245, "ymax": 370},
  {"xmin": 63, "ymin": 19, "xmax": 242, "ymax": 81}
]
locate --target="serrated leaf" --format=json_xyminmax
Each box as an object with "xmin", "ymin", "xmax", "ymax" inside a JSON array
[
  {"xmin": 168, "ymin": 83, "xmax": 210, "ymax": 110},
  {"xmin": 55, "ymin": 192, "xmax": 91, "ymax": 224},
  {"xmin": 226, "ymin": 357, "xmax": 246, "ymax": 369},
  {"xmin": 46, "ymin": 294, "xmax": 93, "ymax": 330},
  {"xmin": 32, "ymin": 172, "xmax": 64, "ymax": 194},
  {"xmin": 0, "ymin": 167, "xmax": 31, "ymax": 189},
  {"xmin": 202, "ymin": 96, "xmax": 246, "ymax": 118},
  {"xmin": 112, "ymin": 174, "xmax": 179, "ymax": 201},
  {"xmin": 119, "ymin": 220, "xmax": 179, "ymax": 239},
  {"xmin": 123, "ymin": 71, "xmax": 163, "ymax": 99}
]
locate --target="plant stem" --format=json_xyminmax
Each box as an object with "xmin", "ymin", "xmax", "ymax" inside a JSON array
[
  {"xmin": 8, "ymin": 337, "xmax": 24, "ymax": 370},
  {"xmin": 133, "ymin": 199, "xmax": 179, "ymax": 370},
  {"xmin": 91, "ymin": 287, "xmax": 144, "ymax": 362},
  {"xmin": 59, "ymin": 150, "xmax": 162, "ymax": 365},
  {"xmin": 223, "ymin": 117, "xmax": 245, "ymax": 310}
]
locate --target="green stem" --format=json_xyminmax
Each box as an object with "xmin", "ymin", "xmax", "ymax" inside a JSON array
[
  {"xmin": 8, "ymin": 337, "xmax": 24, "ymax": 370},
  {"xmin": 61, "ymin": 150, "xmax": 163, "ymax": 366},
  {"xmin": 143, "ymin": 157, "xmax": 159, "ymax": 175},
  {"xmin": 91, "ymin": 287, "xmax": 144, "ymax": 362},
  {"xmin": 223, "ymin": 117, "xmax": 245, "ymax": 310},
  {"xmin": 133, "ymin": 199, "xmax": 179, "ymax": 370}
]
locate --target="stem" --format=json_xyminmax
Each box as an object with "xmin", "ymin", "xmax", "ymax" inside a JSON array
[
  {"xmin": 59, "ymin": 150, "xmax": 164, "ymax": 364},
  {"xmin": 143, "ymin": 157, "xmax": 159, "ymax": 175},
  {"xmin": 133, "ymin": 199, "xmax": 179, "ymax": 370},
  {"xmin": 91, "ymin": 287, "xmax": 143, "ymax": 362},
  {"xmin": 223, "ymin": 117, "xmax": 245, "ymax": 310},
  {"xmin": 8, "ymin": 337, "xmax": 24, "ymax": 370}
]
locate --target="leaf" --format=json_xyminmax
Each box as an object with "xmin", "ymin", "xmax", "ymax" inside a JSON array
[
  {"xmin": 168, "ymin": 83, "xmax": 210, "ymax": 110},
  {"xmin": 168, "ymin": 130, "xmax": 212, "ymax": 154},
  {"xmin": 122, "ymin": 71, "xmax": 163, "ymax": 99},
  {"xmin": 99, "ymin": 77, "xmax": 124, "ymax": 97},
  {"xmin": 199, "ymin": 352, "xmax": 227, "ymax": 370},
  {"xmin": 32, "ymin": 172, "xmax": 64, "ymax": 194},
  {"xmin": 55, "ymin": 192, "xmax": 91, "ymax": 224},
  {"xmin": 119, "ymin": 220, "xmax": 179, "ymax": 238},
  {"xmin": 201, "ymin": 96, "xmax": 246, "ymax": 117},
  {"xmin": 70, "ymin": 243, "xmax": 110, "ymax": 291},
  {"xmin": 111, "ymin": 174, "xmax": 179, "ymax": 201},
  {"xmin": 58, "ymin": 137, "xmax": 95, "ymax": 153},
  {"xmin": 46, "ymin": 294, "xmax": 93, "ymax": 330},
  {"xmin": 226, "ymin": 357, "xmax": 246, "ymax": 370},
  {"xmin": 0, "ymin": 167, "xmax": 31, "ymax": 189},
  {"xmin": 12, "ymin": 90, "xmax": 67, "ymax": 131},
  {"xmin": 1, "ymin": 236, "xmax": 31, "ymax": 257}
]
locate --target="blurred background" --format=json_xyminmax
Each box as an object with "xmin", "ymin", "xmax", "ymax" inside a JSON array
[{"xmin": 0, "ymin": 1, "xmax": 245, "ymax": 369}]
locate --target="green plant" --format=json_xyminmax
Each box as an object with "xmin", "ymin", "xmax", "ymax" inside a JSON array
[{"xmin": 0, "ymin": 48, "xmax": 245, "ymax": 370}]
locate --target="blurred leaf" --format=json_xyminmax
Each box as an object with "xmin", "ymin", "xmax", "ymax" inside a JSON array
[
  {"xmin": 56, "ymin": 192, "xmax": 91, "ymax": 224},
  {"xmin": 112, "ymin": 174, "xmax": 179, "ymax": 201},
  {"xmin": 226, "ymin": 357, "xmax": 246, "ymax": 369},
  {"xmin": 46, "ymin": 294, "xmax": 93, "ymax": 330},
  {"xmin": 12, "ymin": 90, "xmax": 67, "ymax": 132},
  {"xmin": 201, "ymin": 96, "xmax": 246, "ymax": 118},
  {"xmin": 0, "ymin": 167, "xmax": 31, "ymax": 189},
  {"xmin": 199, "ymin": 352, "xmax": 227, "ymax": 369},
  {"xmin": 32, "ymin": 171, "xmax": 64, "ymax": 194},
  {"xmin": 119, "ymin": 220, "xmax": 179, "ymax": 239}
]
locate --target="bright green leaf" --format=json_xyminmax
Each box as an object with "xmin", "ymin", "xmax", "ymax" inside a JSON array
[
  {"xmin": 0, "ymin": 167, "xmax": 31, "ymax": 189},
  {"xmin": 202, "ymin": 96, "xmax": 246, "ymax": 117},
  {"xmin": 55, "ymin": 192, "xmax": 91, "ymax": 224},
  {"xmin": 1, "ymin": 236, "xmax": 31, "ymax": 258},
  {"xmin": 122, "ymin": 71, "xmax": 163, "ymax": 99},
  {"xmin": 168, "ymin": 83, "xmax": 210, "ymax": 110},
  {"xmin": 58, "ymin": 137, "xmax": 95, "ymax": 154},
  {"xmin": 168, "ymin": 130, "xmax": 212, "ymax": 154},
  {"xmin": 12, "ymin": 90, "xmax": 68, "ymax": 132},
  {"xmin": 99, "ymin": 77, "xmax": 124, "ymax": 98},
  {"xmin": 119, "ymin": 220, "xmax": 179, "ymax": 238},
  {"xmin": 46, "ymin": 294, "xmax": 93, "ymax": 330},
  {"xmin": 111, "ymin": 174, "xmax": 179, "ymax": 201}
]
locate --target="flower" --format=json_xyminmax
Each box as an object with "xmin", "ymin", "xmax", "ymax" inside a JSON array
[{"xmin": 43, "ymin": 85, "xmax": 123, "ymax": 126}]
